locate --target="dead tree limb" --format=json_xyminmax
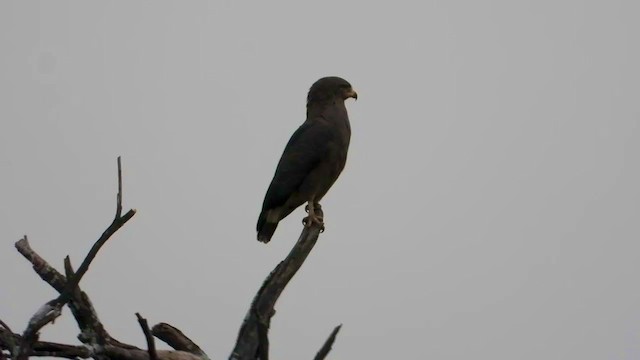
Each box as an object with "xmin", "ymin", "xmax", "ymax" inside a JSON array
[
  {"xmin": 5, "ymin": 231, "xmax": 210, "ymax": 360},
  {"xmin": 152, "ymin": 323, "xmax": 208, "ymax": 358},
  {"xmin": 0, "ymin": 328, "xmax": 91, "ymax": 359},
  {"xmin": 2, "ymin": 158, "xmax": 209, "ymax": 360},
  {"xmin": 2, "ymin": 156, "xmax": 344, "ymax": 359},
  {"xmin": 15, "ymin": 157, "xmax": 136, "ymax": 360},
  {"xmin": 314, "ymin": 325, "xmax": 342, "ymax": 360},
  {"xmin": 15, "ymin": 236, "xmax": 113, "ymax": 350},
  {"xmin": 13, "ymin": 156, "xmax": 135, "ymax": 360},
  {"xmin": 135, "ymin": 314, "xmax": 158, "ymax": 360},
  {"xmin": 229, "ymin": 210, "xmax": 339, "ymax": 360}
]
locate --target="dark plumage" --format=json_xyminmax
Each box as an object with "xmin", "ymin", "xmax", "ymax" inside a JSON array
[{"xmin": 257, "ymin": 76, "xmax": 357, "ymax": 243}]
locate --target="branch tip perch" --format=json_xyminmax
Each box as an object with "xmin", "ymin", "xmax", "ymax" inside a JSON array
[{"xmin": 230, "ymin": 209, "xmax": 334, "ymax": 360}]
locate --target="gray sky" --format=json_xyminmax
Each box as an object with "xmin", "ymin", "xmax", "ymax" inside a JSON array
[{"xmin": 1, "ymin": 1, "xmax": 639, "ymax": 359}]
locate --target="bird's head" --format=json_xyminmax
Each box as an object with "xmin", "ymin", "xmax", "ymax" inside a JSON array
[{"xmin": 307, "ymin": 76, "xmax": 358, "ymax": 106}]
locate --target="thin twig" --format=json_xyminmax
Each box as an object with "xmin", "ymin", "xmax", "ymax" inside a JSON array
[
  {"xmin": 64, "ymin": 156, "xmax": 134, "ymax": 296},
  {"xmin": 136, "ymin": 313, "xmax": 158, "ymax": 360},
  {"xmin": 116, "ymin": 156, "xmax": 123, "ymax": 219},
  {"xmin": 314, "ymin": 324, "xmax": 342, "ymax": 360},
  {"xmin": 61, "ymin": 209, "xmax": 135, "ymax": 297},
  {"xmin": 0, "ymin": 321, "xmax": 12, "ymax": 334}
]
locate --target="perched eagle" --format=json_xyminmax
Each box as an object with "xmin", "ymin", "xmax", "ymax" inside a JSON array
[{"xmin": 257, "ymin": 77, "xmax": 357, "ymax": 243}]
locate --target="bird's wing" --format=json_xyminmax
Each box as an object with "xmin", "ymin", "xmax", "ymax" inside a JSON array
[{"xmin": 261, "ymin": 120, "xmax": 334, "ymax": 213}]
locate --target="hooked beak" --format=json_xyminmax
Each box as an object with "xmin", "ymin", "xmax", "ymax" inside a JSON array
[{"xmin": 345, "ymin": 88, "xmax": 358, "ymax": 101}]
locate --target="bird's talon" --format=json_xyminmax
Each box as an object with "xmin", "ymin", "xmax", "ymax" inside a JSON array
[{"xmin": 302, "ymin": 215, "xmax": 324, "ymax": 228}]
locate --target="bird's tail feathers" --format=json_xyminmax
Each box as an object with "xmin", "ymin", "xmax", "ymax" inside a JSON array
[
  {"xmin": 257, "ymin": 211, "xmax": 278, "ymax": 243},
  {"xmin": 257, "ymin": 221, "xmax": 278, "ymax": 243}
]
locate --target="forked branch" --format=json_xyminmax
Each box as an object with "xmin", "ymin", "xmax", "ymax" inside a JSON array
[{"xmin": 15, "ymin": 157, "xmax": 136, "ymax": 360}]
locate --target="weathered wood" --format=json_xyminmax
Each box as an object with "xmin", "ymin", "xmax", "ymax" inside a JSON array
[
  {"xmin": 1, "ymin": 157, "xmax": 342, "ymax": 360},
  {"xmin": 152, "ymin": 323, "xmax": 208, "ymax": 359},
  {"xmin": 314, "ymin": 325, "xmax": 342, "ymax": 360},
  {"xmin": 135, "ymin": 314, "xmax": 158, "ymax": 360},
  {"xmin": 230, "ymin": 211, "xmax": 325, "ymax": 360}
]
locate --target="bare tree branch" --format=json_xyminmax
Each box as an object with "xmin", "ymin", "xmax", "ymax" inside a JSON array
[
  {"xmin": 63, "ymin": 157, "xmax": 134, "ymax": 296},
  {"xmin": 152, "ymin": 323, "xmax": 208, "ymax": 359},
  {"xmin": 135, "ymin": 313, "xmax": 158, "ymax": 360},
  {"xmin": 0, "ymin": 326, "xmax": 14, "ymax": 360},
  {"xmin": 0, "ymin": 321, "xmax": 14, "ymax": 357},
  {"xmin": 314, "ymin": 324, "xmax": 342, "ymax": 360},
  {"xmin": 2, "ymin": 329, "xmax": 204, "ymax": 360},
  {"xmin": 63, "ymin": 207, "xmax": 136, "ymax": 299},
  {"xmin": 0, "ymin": 321, "xmax": 12, "ymax": 335},
  {"xmin": 116, "ymin": 156, "xmax": 123, "ymax": 218},
  {"xmin": 4, "ymin": 156, "xmax": 345, "ymax": 360},
  {"xmin": 254, "ymin": 314, "xmax": 269, "ymax": 360},
  {"xmin": 230, "ymin": 209, "xmax": 325, "ymax": 360},
  {"xmin": 1, "ymin": 157, "xmax": 218, "ymax": 360},
  {"xmin": 15, "ymin": 237, "xmax": 111, "ymax": 347},
  {"xmin": 16, "ymin": 158, "xmax": 136, "ymax": 360},
  {"xmin": 103, "ymin": 346, "xmax": 202, "ymax": 360},
  {"xmin": 0, "ymin": 327, "xmax": 92, "ymax": 359},
  {"xmin": 31, "ymin": 341, "xmax": 92, "ymax": 359}
]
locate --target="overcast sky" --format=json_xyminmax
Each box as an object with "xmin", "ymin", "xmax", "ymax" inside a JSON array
[{"xmin": 1, "ymin": 1, "xmax": 639, "ymax": 359}]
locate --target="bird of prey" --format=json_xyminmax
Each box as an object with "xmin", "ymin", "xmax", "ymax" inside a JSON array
[{"xmin": 256, "ymin": 76, "xmax": 357, "ymax": 243}]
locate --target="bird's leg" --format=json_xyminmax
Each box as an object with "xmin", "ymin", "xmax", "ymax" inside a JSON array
[
  {"xmin": 304, "ymin": 202, "xmax": 322, "ymax": 213},
  {"xmin": 302, "ymin": 201, "xmax": 324, "ymax": 231}
]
